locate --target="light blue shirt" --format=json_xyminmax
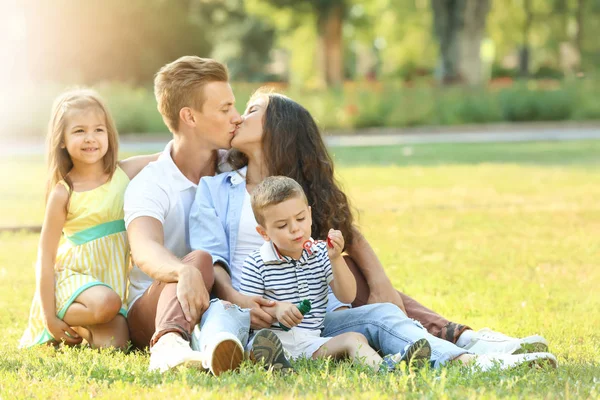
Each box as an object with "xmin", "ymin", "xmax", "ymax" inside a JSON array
[{"xmin": 188, "ymin": 167, "xmax": 350, "ymax": 312}]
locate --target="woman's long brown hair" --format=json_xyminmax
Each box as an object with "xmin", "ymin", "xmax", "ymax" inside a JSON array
[{"xmin": 229, "ymin": 90, "xmax": 355, "ymax": 245}]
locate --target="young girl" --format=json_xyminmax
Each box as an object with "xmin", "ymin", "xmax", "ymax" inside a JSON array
[{"xmin": 20, "ymin": 88, "xmax": 157, "ymax": 349}]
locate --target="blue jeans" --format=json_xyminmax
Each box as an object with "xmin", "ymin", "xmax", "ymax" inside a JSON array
[
  {"xmin": 192, "ymin": 299, "xmax": 251, "ymax": 351},
  {"xmin": 322, "ymin": 303, "xmax": 467, "ymax": 368}
]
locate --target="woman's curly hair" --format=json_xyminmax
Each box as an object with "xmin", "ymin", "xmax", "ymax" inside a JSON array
[{"xmin": 228, "ymin": 89, "xmax": 355, "ymax": 245}]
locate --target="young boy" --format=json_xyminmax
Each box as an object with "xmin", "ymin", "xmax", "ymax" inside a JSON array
[{"xmin": 239, "ymin": 176, "xmax": 431, "ymax": 370}]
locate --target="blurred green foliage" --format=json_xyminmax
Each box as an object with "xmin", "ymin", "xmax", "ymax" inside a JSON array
[{"xmin": 4, "ymin": 79, "xmax": 599, "ymax": 138}]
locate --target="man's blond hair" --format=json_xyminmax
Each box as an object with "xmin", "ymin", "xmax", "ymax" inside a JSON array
[
  {"xmin": 154, "ymin": 56, "xmax": 229, "ymax": 132},
  {"xmin": 251, "ymin": 176, "xmax": 308, "ymax": 226}
]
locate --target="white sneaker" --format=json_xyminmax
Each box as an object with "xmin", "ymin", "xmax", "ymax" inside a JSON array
[
  {"xmin": 198, "ymin": 331, "xmax": 244, "ymax": 376},
  {"xmin": 464, "ymin": 328, "xmax": 548, "ymax": 355},
  {"xmin": 473, "ymin": 352, "xmax": 558, "ymax": 371},
  {"xmin": 149, "ymin": 332, "xmax": 206, "ymax": 373}
]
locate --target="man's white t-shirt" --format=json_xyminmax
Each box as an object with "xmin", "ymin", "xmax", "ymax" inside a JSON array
[{"xmin": 124, "ymin": 140, "xmax": 197, "ymax": 308}]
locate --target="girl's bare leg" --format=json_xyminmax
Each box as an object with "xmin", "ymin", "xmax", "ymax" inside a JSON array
[{"xmin": 73, "ymin": 314, "xmax": 129, "ymax": 350}]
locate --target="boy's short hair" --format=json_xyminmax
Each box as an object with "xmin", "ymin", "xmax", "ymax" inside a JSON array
[
  {"xmin": 154, "ymin": 56, "xmax": 229, "ymax": 132},
  {"xmin": 251, "ymin": 176, "xmax": 308, "ymax": 226}
]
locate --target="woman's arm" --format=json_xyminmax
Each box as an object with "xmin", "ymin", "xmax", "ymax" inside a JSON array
[
  {"xmin": 119, "ymin": 153, "xmax": 161, "ymax": 180},
  {"xmin": 37, "ymin": 185, "xmax": 82, "ymax": 343},
  {"xmin": 345, "ymin": 226, "xmax": 405, "ymax": 312}
]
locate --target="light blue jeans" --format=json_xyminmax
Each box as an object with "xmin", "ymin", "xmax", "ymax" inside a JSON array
[
  {"xmin": 192, "ymin": 299, "xmax": 251, "ymax": 351},
  {"xmin": 322, "ymin": 303, "xmax": 468, "ymax": 368}
]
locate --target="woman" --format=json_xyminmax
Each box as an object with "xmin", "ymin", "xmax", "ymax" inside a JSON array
[{"xmin": 188, "ymin": 89, "xmax": 554, "ymax": 369}]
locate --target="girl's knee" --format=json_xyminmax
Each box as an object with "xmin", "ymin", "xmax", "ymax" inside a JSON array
[{"xmin": 90, "ymin": 289, "xmax": 122, "ymax": 323}]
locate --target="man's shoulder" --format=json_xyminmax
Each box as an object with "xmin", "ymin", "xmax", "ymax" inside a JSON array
[{"xmin": 127, "ymin": 159, "xmax": 169, "ymax": 190}]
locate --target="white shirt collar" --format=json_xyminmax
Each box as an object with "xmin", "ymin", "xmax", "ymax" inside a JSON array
[
  {"xmin": 159, "ymin": 140, "xmax": 197, "ymax": 192},
  {"xmin": 229, "ymin": 166, "xmax": 247, "ymax": 186},
  {"xmin": 259, "ymin": 238, "xmax": 321, "ymax": 264}
]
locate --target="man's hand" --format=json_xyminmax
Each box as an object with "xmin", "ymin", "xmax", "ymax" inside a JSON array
[
  {"xmin": 275, "ymin": 302, "xmax": 303, "ymax": 330},
  {"xmin": 176, "ymin": 265, "xmax": 210, "ymax": 323},
  {"xmin": 235, "ymin": 294, "xmax": 276, "ymax": 329},
  {"xmin": 367, "ymin": 280, "xmax": 406, "ymax": 314},
  {"xmin": 44, "ymin": 316, "xmax": 83, "ymax": 345}
]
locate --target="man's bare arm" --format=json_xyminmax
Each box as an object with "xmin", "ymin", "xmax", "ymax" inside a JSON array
[{"xmin": 127, "ymin": 216, "xmax": 209, "ymax": 322}]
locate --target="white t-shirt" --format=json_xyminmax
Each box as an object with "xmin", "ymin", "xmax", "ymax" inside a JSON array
[
  {"xmin": 124, "ymin": 140, "xmax": 197, "ymax": 307},
  {"xmin": 230, "ymin": 190, "xmax": 264, "ymax": 291}
]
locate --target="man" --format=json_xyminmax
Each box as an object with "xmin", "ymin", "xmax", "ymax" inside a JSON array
[{"xmin": 124, "ymin": 56, "xmax": 288, "ymax": 374}]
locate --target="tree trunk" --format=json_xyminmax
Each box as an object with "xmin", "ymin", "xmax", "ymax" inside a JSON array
[
  {"xmin": 575, "ymin": 0, "xmax": 585, "ymax": 71},
  {"xmin": 317, "ymin": 3, "xmax": 344, "ymax": 87},
  {"xmin": 520, "ymin": 0, "xmax": 533, "ymax": 77},
  {"xmin": 431, "ymin": 0, "xmax": 490, "ymax": 85}
]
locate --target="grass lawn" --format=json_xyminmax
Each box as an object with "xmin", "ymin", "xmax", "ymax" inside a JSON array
[{"xmin": 1, "ymin": 140, "xmax": 599, "ymax": 398}]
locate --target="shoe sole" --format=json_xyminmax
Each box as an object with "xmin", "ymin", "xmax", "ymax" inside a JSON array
[
  {"xmin": 249, "ymin": 329, "xmax": 292, "ymax": 371},
  {"xmin": 401, "ymin": 338, "xmax": 431, "ymax": 369},
  {"xmin": 511, "ymin": 335, "xmax": 549, "ymax": 355},
  {"xmin": 209, "ymin": 339, "xmax": 244, "ymax": 376},
  {"xmin": 504, "ymin": 352, "xmax": 558, "ymax": 370}
]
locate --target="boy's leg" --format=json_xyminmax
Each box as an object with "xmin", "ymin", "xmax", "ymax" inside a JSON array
[
  {"xmin": 313, "ymin": 332, "xmax": 382, "ymax": 369},
  {"xmin": 345, "ymin": 255, "xmax": 470, "ymax": 343}
]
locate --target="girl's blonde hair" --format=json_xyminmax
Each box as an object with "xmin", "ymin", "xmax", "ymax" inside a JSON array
[{"xmin": 46, "ymin": 88, "xmax": 119, "ymax": 208}]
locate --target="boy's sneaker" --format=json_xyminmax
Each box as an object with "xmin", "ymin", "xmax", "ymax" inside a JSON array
[
  {"xmin": 463, "ymin": 328, "xmax": 548, "ymax": 355},
  {"xmin": 383, "ymin": 338, "xmax": 432, "ymax": 371},
  {"xmin": 149, "ymin": 332, "xmax": 205, "ymax": 373},
  {"xmin": 249, "ymin": 329, "xmax": 292, "ymax": 371},
  {"xmin": 473, "ymin": 351, "xmax": 558, "ymax": 371},
  {"xmin": 201, "ymin": 332, "xmax": 245, "ymax": 376}
]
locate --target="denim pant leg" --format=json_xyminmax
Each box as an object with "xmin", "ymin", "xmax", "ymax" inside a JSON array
[
  {"xmin": 191, "ymin": 299, "xmax": 251, "ymax": 352},
  {"xmin": 322, "ymin": 303, "xmax": 467, "ymax": 368}
]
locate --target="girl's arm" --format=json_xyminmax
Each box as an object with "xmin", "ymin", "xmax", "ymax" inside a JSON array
[
  {"xmin": 37, "ymin": 185, "xmax": 82, "ymax": 344},
  {"xmin": 327, "ymin": 229, "xmax": 357, "ymax": 304},
  {"xmin": 345, "ymin": 226, "xmax": 405, "ymax": 312},
  {"xmin": 119, "ymin": 153, "xmax": 161, "ymax": 180}
]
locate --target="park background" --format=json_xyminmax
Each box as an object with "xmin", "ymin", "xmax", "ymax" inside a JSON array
[{"xmin": 1, "ymin": 0, "xmax": 599, "ymax": 399}]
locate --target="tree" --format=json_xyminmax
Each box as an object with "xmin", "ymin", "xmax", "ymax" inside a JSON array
[
  {"xmin": 259, "ymin": 0, "xmax": 348, "ymax": 87},
  {"xmin": 431, "ymin": 0, "xmax": 491, "ymax": 85}
]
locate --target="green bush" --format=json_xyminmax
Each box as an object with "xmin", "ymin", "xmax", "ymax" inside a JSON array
[
  {"xmin": 1, "ymin": 79, "xmax": 598, "ymax": 139},
  {"xmin": 498, "ymin": 84, "xmax": 574, "ymax": 122}
]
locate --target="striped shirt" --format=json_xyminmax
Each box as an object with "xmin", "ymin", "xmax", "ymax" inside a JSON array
[{"xmin": 240, "ymin": 240, "xmax": 333, "ymax": 330}]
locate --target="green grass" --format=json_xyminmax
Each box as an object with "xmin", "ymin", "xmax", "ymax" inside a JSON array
[{"xmin": 1, "ymin": 140, "xmax": 599, "ymax": 398}]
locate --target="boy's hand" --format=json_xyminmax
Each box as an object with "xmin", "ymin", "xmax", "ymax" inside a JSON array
[
  {"xmin": 275, "ymin": 302, "xmax": 304, "ymax": 330},
  {"xmin": 326, "ymin": 229, "xmax": 344, "ymax": 260}
]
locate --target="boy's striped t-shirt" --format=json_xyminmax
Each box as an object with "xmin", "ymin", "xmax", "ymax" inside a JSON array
[{"xmin": 240, "ymin": 240, "xmax": 333, "ymax": 330}]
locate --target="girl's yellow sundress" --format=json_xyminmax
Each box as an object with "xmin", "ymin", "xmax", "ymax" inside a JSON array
[{"xmin": 20, "ymin": 166, "xmax": 131, "ymax": 347}]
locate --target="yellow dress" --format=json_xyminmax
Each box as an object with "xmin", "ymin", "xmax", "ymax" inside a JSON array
[{"xmin": 20, "ymin": 166, "xmax": 131, "ymax": 347}]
